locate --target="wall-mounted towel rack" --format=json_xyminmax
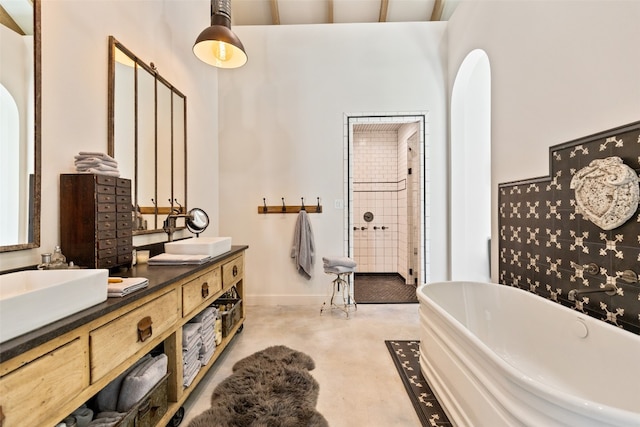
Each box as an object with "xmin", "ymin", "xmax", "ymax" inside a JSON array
[{"xmin": 258, "ymin": 197, "xmax": 323, "ymax": 214}]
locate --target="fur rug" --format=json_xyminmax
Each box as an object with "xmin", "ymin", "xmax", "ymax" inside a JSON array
[{"xmin": 187, "ymin": 345, "xmax": 329, "ymax": 427}]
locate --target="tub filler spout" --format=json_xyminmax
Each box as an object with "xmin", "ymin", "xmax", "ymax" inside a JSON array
[{"xmin": 568, "ymin": 283, "xmax": 618, "ymax": 301}]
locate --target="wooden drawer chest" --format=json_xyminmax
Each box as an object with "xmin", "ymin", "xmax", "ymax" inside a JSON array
[{"xmin": 60, "ymin": 174, "xmax": 133, "ymax": 270}]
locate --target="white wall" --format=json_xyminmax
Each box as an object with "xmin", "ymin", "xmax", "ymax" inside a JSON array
[
  {"xmin": 447, "ymin": 0, "xmax": 640, "ymax": 280},
  {"xmin": 0, "ymin": 0, "xmax": 220, "ymax": 270},
  {"xmin": 217, "ymin": 22, "xmax": 448, "ymax": 305}
]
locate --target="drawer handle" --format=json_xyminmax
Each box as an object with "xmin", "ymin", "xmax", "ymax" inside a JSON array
[
  {"xmin": 137, "ymin": 316, "xmax": 153, "ymax": 342},
  {"xmin": 138, "ymin": 399, "xmax": 151, "ymax": 417},
  {"xmin": 201, "ymin": 282, "xmax": 209, "ymax": 298},
  {"xmin": 232, "ymin": 265, "xmax": 238, "ymax": 277}
]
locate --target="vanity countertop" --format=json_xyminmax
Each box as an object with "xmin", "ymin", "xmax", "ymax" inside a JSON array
[{"xmin": 0, "ymin": 245, "xmax": 248, "ymax": 362}]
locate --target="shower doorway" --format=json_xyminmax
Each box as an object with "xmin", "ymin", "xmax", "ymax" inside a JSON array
[{"xmin": 343, "ymin": 114, "xmax": 428, "ymax": 297}]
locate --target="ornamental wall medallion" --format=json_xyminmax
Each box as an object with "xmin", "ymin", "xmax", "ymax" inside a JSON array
[{"xmin": 570, "ymin": 156, "xmax": 639, "ymax": 230}]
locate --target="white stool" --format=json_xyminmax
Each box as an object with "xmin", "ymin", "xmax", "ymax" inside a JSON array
[{"xmin": 320, "ymin": 265, "xmax": 357, "ymax": 318}]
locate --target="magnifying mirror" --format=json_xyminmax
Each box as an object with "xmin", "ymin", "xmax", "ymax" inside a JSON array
[{"xmin": 186, "ymin": 208, "xmax": 209, "ymax": 236}]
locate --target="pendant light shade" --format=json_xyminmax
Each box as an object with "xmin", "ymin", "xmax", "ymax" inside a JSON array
[{"xmin": 193, "ymin": 0, "xmax": 247, "ymax": 69}]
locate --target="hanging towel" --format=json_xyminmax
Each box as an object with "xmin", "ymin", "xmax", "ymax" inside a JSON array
[{"xmin": 290, "ymin": 210, "xmax": 315, "ymax": 279}]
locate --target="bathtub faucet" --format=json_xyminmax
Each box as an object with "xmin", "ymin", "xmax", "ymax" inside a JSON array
[{"xmin": 568, "ymin": 283, "xmax": 618, "ymax": 301}]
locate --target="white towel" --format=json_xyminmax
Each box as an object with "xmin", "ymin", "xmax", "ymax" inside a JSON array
[
  {"xmin": 324, "ymin": 265, "xmax": 356, "ymax": 274},
  {"xmin": 183, "ymin": 359, "xmax": 201, "ymax": 387},
  {"xmin": 77, "ymin": 151, "xmax": 117, "ymax": 161},
  {"xmin": 322, "ymin": 256, "xmax": 357, "ymax": 268},
  {"xmin": 182, "ymin": 323, "xmax": 202, "ymax": 348},
  {"xmin": 107, "ymin": 277, "xmax": 148, "ymax": 297},
  {"xmin": 148, "ymin": 253, "xmax": 213, "ymax": 265},
  {"xmin": 290, "ymin": 210, "xmax": 315, "ymax": 279}
]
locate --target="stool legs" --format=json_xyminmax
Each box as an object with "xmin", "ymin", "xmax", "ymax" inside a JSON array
[{"xmin": 320, "ymin": 273, "xmax": 357, "ymax": 318}]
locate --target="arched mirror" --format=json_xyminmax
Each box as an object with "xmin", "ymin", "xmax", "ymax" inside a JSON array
[
  {"xmin": 0, "ymin": 0, "xmax": 41, "ymax": 252},
  {"xmin": 108, "ymin": 36, "xmax": 187, "ymax": 235}
]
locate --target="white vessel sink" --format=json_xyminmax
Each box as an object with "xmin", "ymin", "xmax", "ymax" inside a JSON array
[
  {"xmin": 165, "ymin": 237, "xmax": 232, "ymax": 257},
  {"xmin": 0, "ymin": 269, "xmax": 108, "ymax": 343}
]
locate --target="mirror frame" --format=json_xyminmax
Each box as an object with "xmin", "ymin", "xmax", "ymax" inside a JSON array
[
  {"xmin": 107, "ymin": 36, "xmax": 187, "ymax": 236},
  {"xmin": 0, "ymin": 0, "xmax": 41, "ymax": 253}
]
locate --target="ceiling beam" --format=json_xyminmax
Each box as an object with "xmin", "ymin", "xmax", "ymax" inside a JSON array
[
  {"xmin": 270, "ymin": 0, "xmax": 280, "ymax": 25},
  {"xmin": 379, "ymin": 0, "xmax": 389, "ymax": 22},
  {"xmin": 328, "ymin": 0, "xmax": 334, "ymax": 23},
  {"xmin": 0, "ymin": 5, "xmax": 24, "ymax": 35},
  {"xmin": 430, "ymin": 0, "xmax": 444, "ymax": 21}
]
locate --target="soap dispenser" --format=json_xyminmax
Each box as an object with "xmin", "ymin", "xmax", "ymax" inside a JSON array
[{"xmin": 50, "ymin": 245, "xmax": 68, "ymax": 269}]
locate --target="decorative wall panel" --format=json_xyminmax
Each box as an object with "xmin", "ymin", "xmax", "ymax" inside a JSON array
[{"xmin": 499, "ymin": 121, "xmax": 640, "ymax": 334}]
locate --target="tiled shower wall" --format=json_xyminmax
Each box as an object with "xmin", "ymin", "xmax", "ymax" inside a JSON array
[
  {"xmin": 499, "ymin": 121, "xmax": 640, "ymax": 334},
  {"xmin": 353, "ymin": 130, "xmax": 401, "ymax": 273}
]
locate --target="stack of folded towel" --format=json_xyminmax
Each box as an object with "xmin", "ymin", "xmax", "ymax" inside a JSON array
[
  {"xmin": 322, "ymin": 256, "xmax": 357, "ymax": 274},
  {"xmin": 91, "ymin": 353, "xmax": 167, "ymax": 426},
  {"xmin": 74, "ymin": 152, "xmax": 120, "ymax": 177},
  {"xmin": 191, "ymin": 306, "xmax": 219, "ymax": 366},
  {"xmin": 182, "ymin": 323, "xmax": 202, "ymax": 387}
]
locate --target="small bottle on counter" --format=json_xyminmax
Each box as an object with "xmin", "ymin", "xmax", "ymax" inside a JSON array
[
  {"xmin": 49, "ymin": 245, "xmax": 69, "ymax": 269},
  {"xmin": 37, "ymin": 253, "xmax": 52, "ymax": 270}
]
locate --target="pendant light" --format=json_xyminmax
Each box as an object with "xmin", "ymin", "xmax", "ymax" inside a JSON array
[{"xmin": 193, "ymin": 0, "xmax": 247, "ymax": 69}]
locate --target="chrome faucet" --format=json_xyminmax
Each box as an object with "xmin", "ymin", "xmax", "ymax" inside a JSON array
[{"xmin": 568, "ymin": 283, "xmax": 618, "ymax": 301}]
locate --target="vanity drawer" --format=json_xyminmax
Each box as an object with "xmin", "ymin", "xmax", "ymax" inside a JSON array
[
  {"xmin": 116, "ymin": 178, "xmax": 130, "ymax": 187},
  {"xmin": 118, "ymin": 220, "xmax": 133, "ymax": 229},
  {"xmin": 98, "ymin": 193, "xmax": 116, "ymax": 204},
  {"xmin": 98, "ymin": 212, "xmax": 119, "ymax": 222},
  {"xmin": 116, "ymin": 194, "xmax": 131, "ymax": 203},
  {"xmin": 118, "ymin": 252, "xmax": 133, "ymax": 265},
  {"xmin": 222, "ymin": 255, "xmax": 244, "ymax": 287},
  {"xmin": 97, "ymin": 256, "xmax": 117, "ymax": 269},
  {"xmin": 97, "ymin": 184, "xmax": 116, "ymax": 194},
  {"xmin": 97, "ymin": 220, "xmax": 116, "ymax": 231},
  {"xmin": 116, "ymin": 186, "xmax": 131, "ymax": 196},
  {"xmin": 98, "ymin": 247, "xmax": 117, "ymax": 258},
  {"xmin": 98, "ymin": 238, "xmax": 116, "ymax": 249},
  {"xmin": 98, "ymin": 175, "xmax": 118, "ymax": 186},
  {"xmin": 118, "ymin": 244, "xmax": 133, "ymax": 255},
  {"xmin": 0, "ymin": 339, "xmax": 87, "ymax": 427},
  {"xmin": 182, "ymin": 268, "xmax": 222, "ymax": 317},
  {"xmin": 118, "ymin": 228, "xmax": 133, "ymax": 238},
  {"xmin": 97, "ymin": 203, "xmax": 116, "ymax": 213},
  {"xmin": 90, "ymin": 290, "xmax": 179, "ymax": 382},
  {"xmin": 117, "ymin": 202, "xmax": 132, "ymax": 212},
  {"xmin": 117, "ymin": 236, "xmax": 132, "ymax": 246},
  {"xmin": 98, "ymin": 229, "xmax": 117, "ymax": 239}
]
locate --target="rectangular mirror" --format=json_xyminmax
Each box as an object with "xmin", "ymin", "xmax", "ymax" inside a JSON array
[
  {"xmin": 108, "ymin": 36, "xmax": 187, "ymax": 235},
  {"xmin": 0, "ymin": 0, "xmax": 40, "ymax": 252}
]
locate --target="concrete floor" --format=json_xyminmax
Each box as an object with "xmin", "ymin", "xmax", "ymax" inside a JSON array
[{"xmin": 181, "ymin": 303, "xmax": 422, "ymax": 426}]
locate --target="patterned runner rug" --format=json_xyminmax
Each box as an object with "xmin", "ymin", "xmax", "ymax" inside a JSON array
[{"xmin": 385, "ymin": 340, "xmax": 452, "ymax": 427}]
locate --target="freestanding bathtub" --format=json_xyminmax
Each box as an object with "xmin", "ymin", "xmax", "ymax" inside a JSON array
[{"xmin": 417, "ymin": 281, "xmax": 640, "ymax": 427}]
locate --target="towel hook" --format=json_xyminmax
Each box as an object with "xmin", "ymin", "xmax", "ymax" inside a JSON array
[
  {"xmin": 317, "ymin": 197, "xmax": 321, "ymax": 210},
  {"xmin": 263, "ymin": 198, "xmax": 267, "ymax": 213},
  {"xmin": 282, "ymin": 197, "xmax": 286, "ymax": 212},
  {"xmin": 301, "ymin": 197, "xmax": 306, "ymax": 211}
]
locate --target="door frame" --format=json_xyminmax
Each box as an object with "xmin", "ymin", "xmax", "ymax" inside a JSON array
[{"xmin": 343, "ymin": 113, "xmax": 430, "ymax": 285}]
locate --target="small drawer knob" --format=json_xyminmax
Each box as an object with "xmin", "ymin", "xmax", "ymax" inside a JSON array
[{"xmin": 232, "ymin": 265, "xmax": 238, "ymax": 277}]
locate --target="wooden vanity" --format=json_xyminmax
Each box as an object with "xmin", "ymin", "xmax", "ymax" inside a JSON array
[{"xmin": 0, "ymin": 246, "xmax": 247, "ymax": 427}]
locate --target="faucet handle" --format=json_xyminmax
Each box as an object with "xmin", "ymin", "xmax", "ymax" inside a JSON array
[
  {"xmin": 617, "ymin": 270, "xmax": 638, "ymax": 284},
  {"xmin": 570, "ymin": 261, "xmax": 600, "ymax": 275}
]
